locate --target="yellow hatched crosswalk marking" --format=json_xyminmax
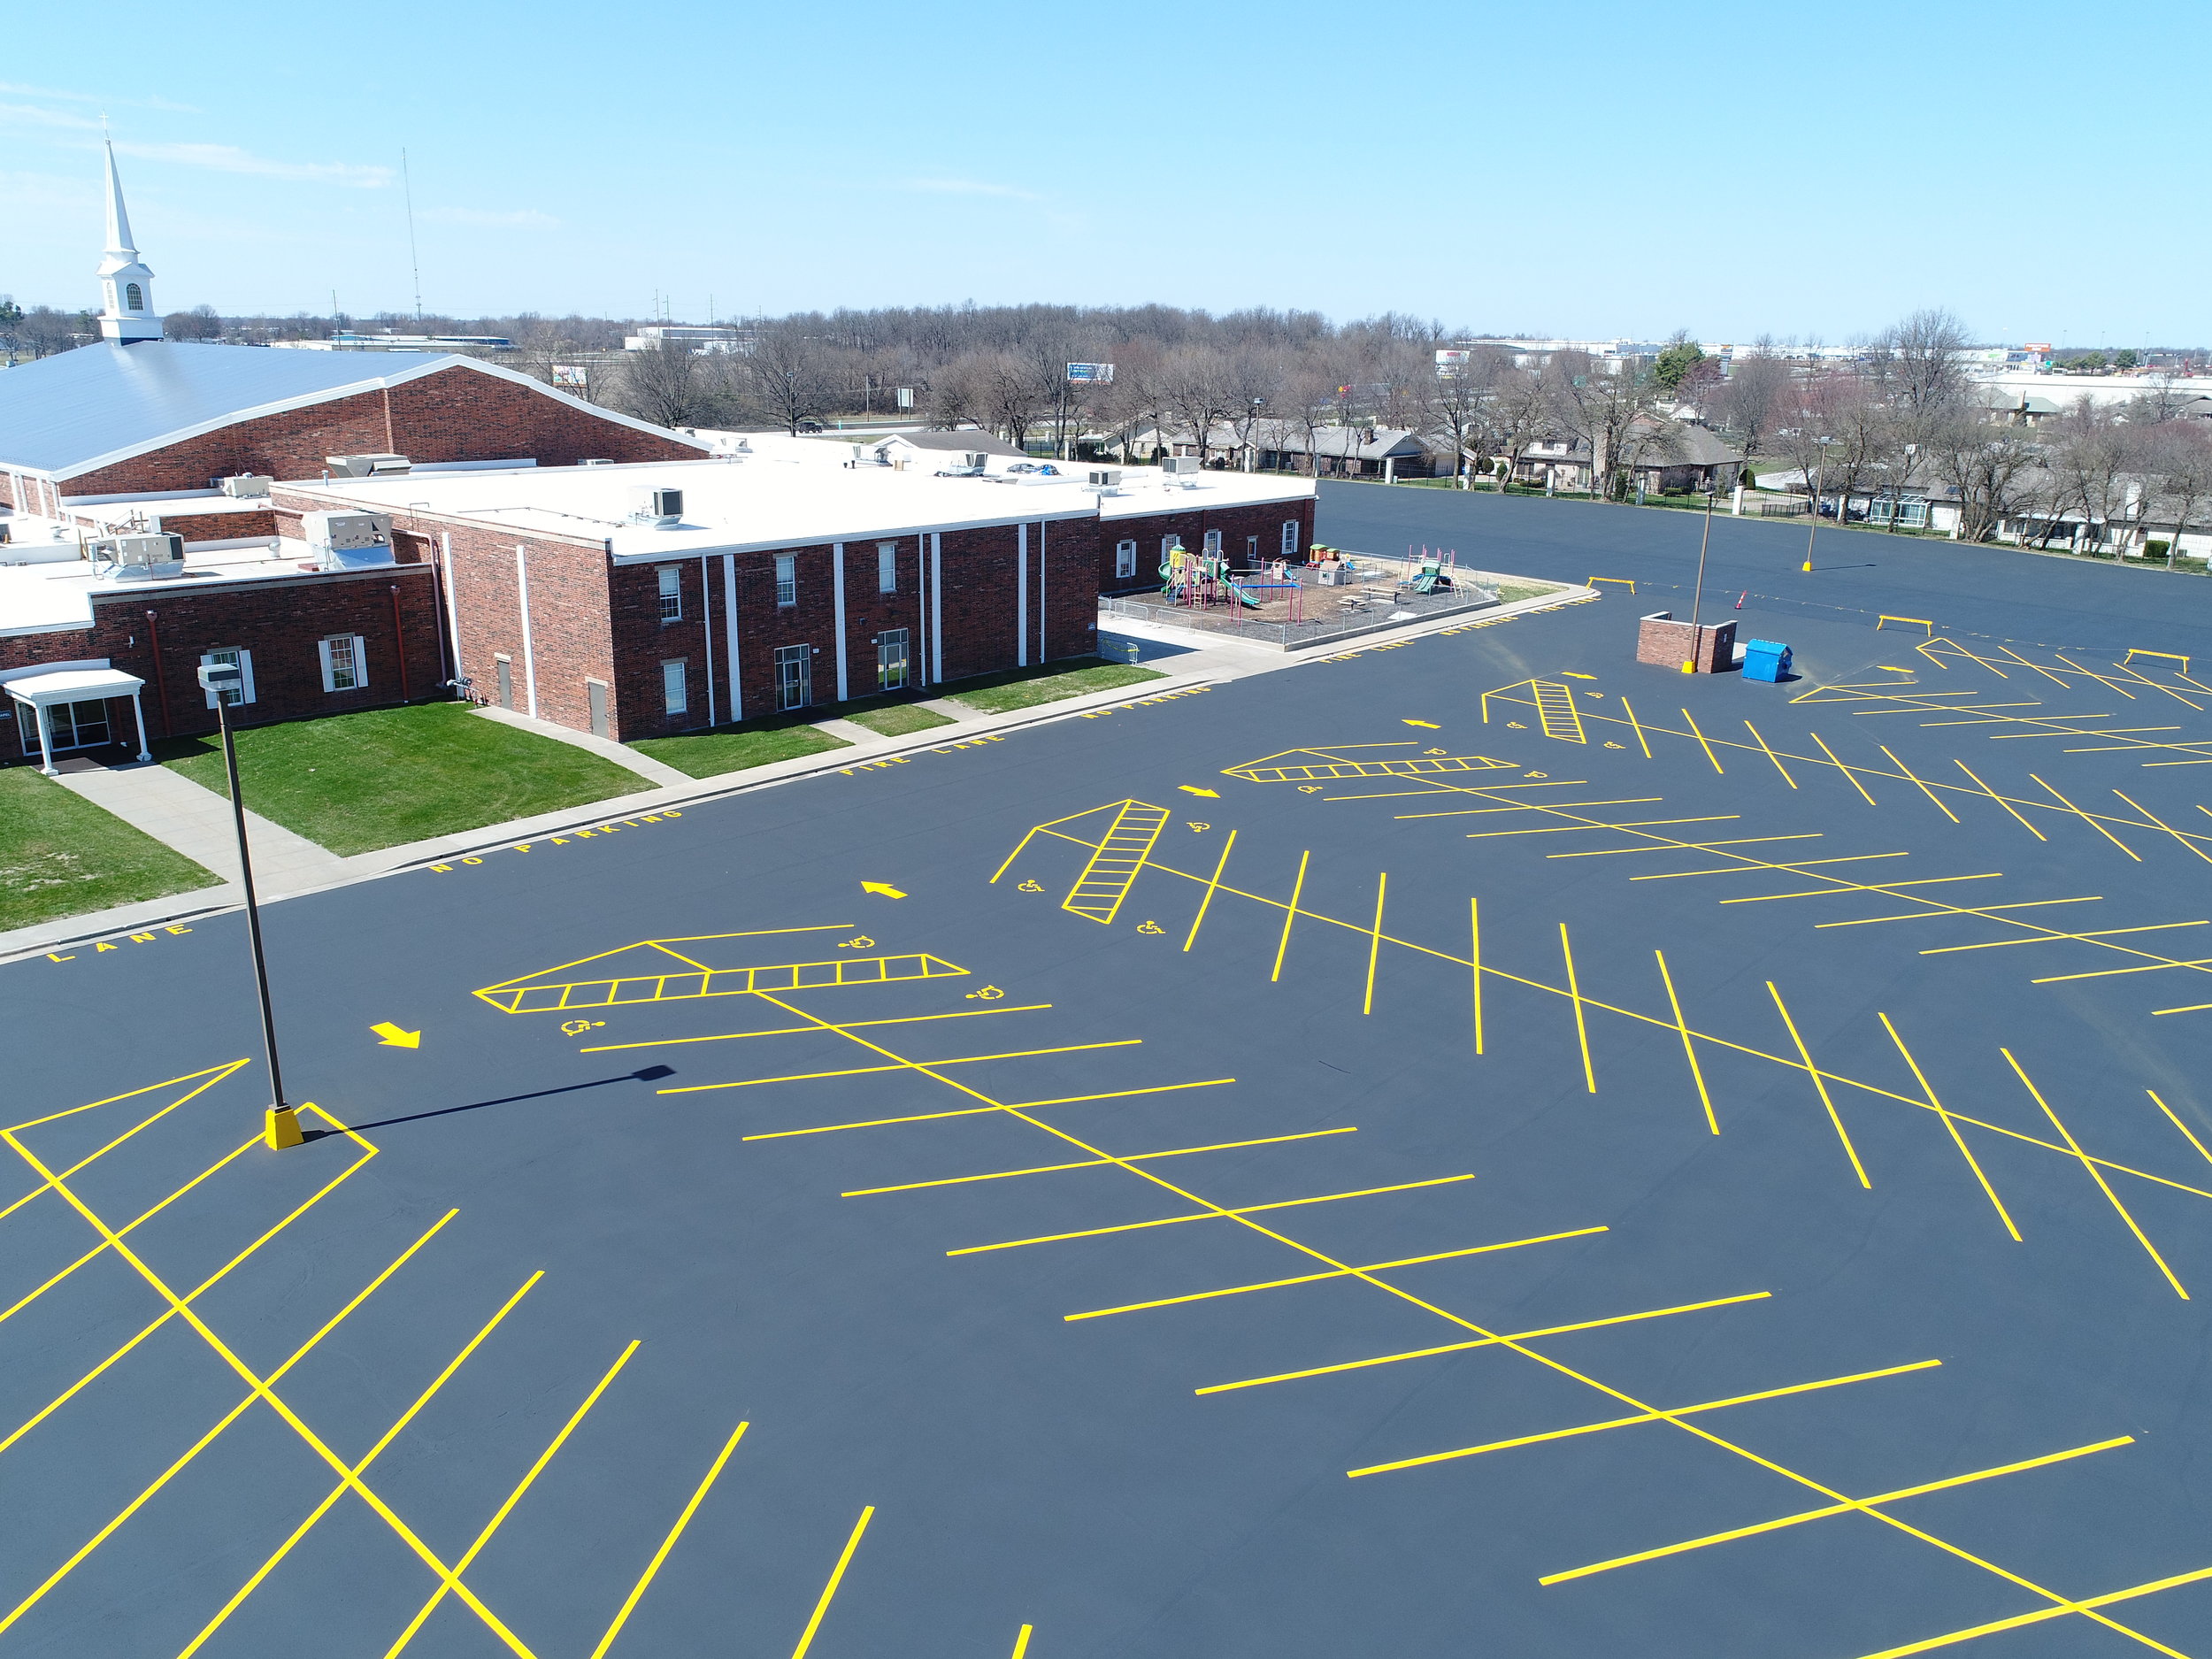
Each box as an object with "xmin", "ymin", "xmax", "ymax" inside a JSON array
[
  {"xmin": 1533, "ymin": 680, "xmax": 1587, "ymax": 743},
  {"xmin": 1063, "ymin": 801, "xmax": 1171, "ymax": 925}
]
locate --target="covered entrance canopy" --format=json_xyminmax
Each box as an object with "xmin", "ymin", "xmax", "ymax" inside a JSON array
[{"xmin": 6, "ymin": 667, "xmax": 150, "ymax": 774}]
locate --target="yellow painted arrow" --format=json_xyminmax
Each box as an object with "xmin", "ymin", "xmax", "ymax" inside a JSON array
[
  {"xmin": 1403, "ymin": 719, "xmax": 1440, "ymax": 728},
  {"xmin": 861, "ymin": 881, "xmax": 907, "ymax": 898},
  {"xmin": 1179, "ymin": 785, "xmax": 1220, "ymax": 798},
  {"xmin": 370, "ymin": 1022, "xmax": 420, "ymax": 1049}
]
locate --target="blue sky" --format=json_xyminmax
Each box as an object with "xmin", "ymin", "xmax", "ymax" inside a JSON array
[{"xmin": 4, "ymin": 0, "xmax": 2204, "ymax": 343}]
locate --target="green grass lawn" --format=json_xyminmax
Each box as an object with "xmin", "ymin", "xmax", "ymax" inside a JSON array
[
  {"xmin": 0, "ymin": 769, "xmax": 221, "ymax": 931},
  {"xmin": 945, "ymin": 660, "xmax": 1165, "ymax": 714},
  {"xmin": 842, "ymin": 703, "xmax": 956, "ymax": 737},
  {"xmin": 158, "ymin": 703, "xmax": 646, "ymax": 856},
  {"xmin": 629, "ymin": 722, "xmax": 852, "ymax": 780}
]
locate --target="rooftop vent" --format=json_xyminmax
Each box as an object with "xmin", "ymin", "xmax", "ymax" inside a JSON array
[
  {"xmin": 325, "ymin": 453, "xmax": 412, "ymax": 479},
  {"xmin": 627, "ymin": 487, "xmax": 683, "ymax": 527},
  {"xmin": 581, "ymin": 457, "xmax": 615, "ymax": 466},
  {"xmin": 91, "ymin": 532, "xmax": 185, "ymax": 579},
  {"xmin": 303, "ymin": 510, "xmax": 395, "ymax": 570},
  {"xmin": 218, "ymin": 473, "xmax": 273, "ymax": 498}
]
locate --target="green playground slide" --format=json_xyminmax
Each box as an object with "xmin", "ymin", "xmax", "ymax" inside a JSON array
[{"xmin": 1223, "ymin": 578, "xmax": 1263, "ymax": 608}]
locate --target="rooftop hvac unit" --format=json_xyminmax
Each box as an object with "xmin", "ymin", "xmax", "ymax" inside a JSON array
[
  {"xmin": 580, "ymin": 457, "xmax": 615, "ymax": 466},
  {"xmin": 302, "ymin": 510, "xmax": 395, "ymax": 569},
  {"xmin": 324, "ymin": 453, "xmax": 412, "ymax": 479},
  {"xmin": 91, "ymin": 532, "xmax": 186, "ymax": 579},
  {"xmin": 1086, "ymin": 468, "xmax": 1124, "ymax": 488},
  {"xmin": 218, "ymin": 473, "xmax": 273, "ymax": 498},
  {"xmin": 1161, "ymin": 457, "xmax": 1201, "ymax": 475},
  {"xmin": 627, "ymin": 487, "xmax": 683, "ymax": 526}
]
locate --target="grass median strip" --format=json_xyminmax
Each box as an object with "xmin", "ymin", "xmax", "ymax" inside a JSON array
[
  {"xmin": 947, "ymin": 661, "xmax": 1164, "ymax": 714},
  {"xmin": 630, "ymin": 722, "xmax": 853, "ymax": 780},
  {"xmin": 0, "ymin": 770, "xmax": 220, "ymax": 930},
  {"xmin": 841, "ymin": 704, "xmax": 956, "ymax": 737},
  {"xmin": 159, "ymin": 703, "xmax": 643, "ymax": 856}
]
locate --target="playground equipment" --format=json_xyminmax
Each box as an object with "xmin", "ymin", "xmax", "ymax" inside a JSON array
[{"xmin": 1159, "ymin": 538, "xmax": 1276, "ymax": 612}]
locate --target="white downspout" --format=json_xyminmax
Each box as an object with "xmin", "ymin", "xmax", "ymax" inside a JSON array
[
  {"xmin": 700, "ymin": 553, "xmax": 717, "ymax": 727},
  {"xmin": 833, "ymin": 542, "xmax": 849, "ymax": 702},
  {"xmin": 514, "ymin": 543, "xmax": 538, "ymax": 718},
  {"xmin": 439, "ymin": 532, "xmax": 464, "ymax": 685},
  {"xmin": 722, "ymin": 554, "xmax": 742, "ymax": 722},
  {"xmin": 1016, "ymin": 523, "xmax": 1029, "ymax": 667},
  {"xmin": 930, "ymin": 532, "xmax": 944, "ymax": 685}
]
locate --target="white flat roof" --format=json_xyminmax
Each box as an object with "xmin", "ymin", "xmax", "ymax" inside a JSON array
[
  {"xmin": 0, "ymin": 539, "xmax": 363, "ymax": 636},
  {"xmin": 5, "ymin": 666, "xmax": 143, "ymax": 703},
  {"xmin": 282, "ymin": 453, "xmax": 1313, "ymax": 561}
]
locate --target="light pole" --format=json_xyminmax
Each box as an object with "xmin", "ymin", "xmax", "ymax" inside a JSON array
[
  {"xmin": 196, "ymin": 662, "xmax": 303, "ymax": 1151},
  {"xmin": 1803, "ymin": 435, "xmax": 1832, "ymax": 572}
]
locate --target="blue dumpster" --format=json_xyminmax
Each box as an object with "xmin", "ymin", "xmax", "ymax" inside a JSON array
[{"xmin": 1742, "ymin": 639, "xmax": 1792, "ymax": 682}]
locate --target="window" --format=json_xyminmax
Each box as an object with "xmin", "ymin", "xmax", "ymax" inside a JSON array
[
  {"xmin": 775, "ymin": 643, "xmax": 811, "ymax": 710},
  {"xmin": 199, "ymin": 648, "xmax": 256, "ymax": 708},
  {"xmin": 125, "ymin": 282, "xmax": 142, "ymax": 311},
  {"xmin": 1202, "ymin": 529, "xmax": 1223, "ymax": 556},
  {"xmin": 1280, "ymin": 519, "xmax": 1301, "ymax": 558},
  {"xmin": 1115, "ymin": 540, "xmax": 1138, "ymax": 580},
  {"xmin": 318, "ymin": 634, "xmax": 366, "ymax": 693},
  {"xmin": 1160, "ymin": 535, "xmax": 1179, "ymax": 564},
  {"xmin": 877, "ymin": 542, "xmax": 897, "ymax": 594},
  {"xmin": 657, "ymin": 565, "xmax": 682, "ymax": 621},
  {"xmin": 878, "ymin": 629, "xmax": 909, "ymax": 692},
  {"xmin": 662, "ymin": 659, "xmax": 688, "ymax": 716},
  {"xmin": 775, "ymin": 555, "xmax": 796, "ymax": 607}
]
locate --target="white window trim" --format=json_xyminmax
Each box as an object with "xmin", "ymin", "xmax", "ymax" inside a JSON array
[
  {"xmin": 1115, "ymin": 540, "xmax": 1137, "ymax": 579},
  {"xmin": 317, "ymin": 634, "xmax": 368, "ymax": 694},
  {"xmin": 775, "ymin": 554, "xmax": 797, "ymax": 607},
  {"xmin": 661, "ymin": 658, "xmax": 688, "ymax": 716},
  {"xmin": 1281, "ymin": 519, "xmax": 1301, "ymax": 557},
  {"xmin": 1202, "ymin": 529, "xmax": 1223, "ymax": 555},
  {"xmin": 877, "ymin": 541, "xmax": 897, "ymax": 594},
  {"xmin": 657, "ymin": 565, "xmax": 683, "ymax": 622},
  {"xmin": 200, "ymin": 648, "xmax": 256, "ymax": 708}
]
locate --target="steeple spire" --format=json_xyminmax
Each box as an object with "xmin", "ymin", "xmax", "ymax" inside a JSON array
[
  {"xmin": 96, "ymin": 140, "xmax": 161, "ymax": 343},
  {"xmin": 104, "ymin": 140, "xmax": 140, "ymax": 259}
]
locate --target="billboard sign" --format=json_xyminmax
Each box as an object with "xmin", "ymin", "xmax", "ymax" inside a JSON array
[
  {"xmin": 551, "ymin": 364, "xmax": 589, "ymax": 387},
  {"xmin": 1065, "ymin": 362, "xmax": 1115, "ymax": 384},
  {"xmin": 1435, "ymin": 349, "xmax": 1471, "ymax": 375}
]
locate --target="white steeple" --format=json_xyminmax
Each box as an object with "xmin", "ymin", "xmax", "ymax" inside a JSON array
[{"xmin": 96, "ymin": 141, "xmax": 161, "ymax": 342}]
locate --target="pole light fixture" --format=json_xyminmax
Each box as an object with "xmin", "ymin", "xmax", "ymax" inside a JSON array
[{"xmin": 195, "ymin": 661, "xmax": 303, "ymax": 1151}]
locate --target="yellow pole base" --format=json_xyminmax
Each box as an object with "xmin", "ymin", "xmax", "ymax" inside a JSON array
[
  {"xmin": 1680, "ymin": 660, "xmax": 1695, "ymax": 673},
  {"xmin": 1801, "ymin": 561, "xmax": 1813, "ymax": 572},
  {"xmin": 265, "ymin": 1106, "xmax": 305, "ymax": 1150}
]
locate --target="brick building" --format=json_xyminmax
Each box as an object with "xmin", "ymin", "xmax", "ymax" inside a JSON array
[{"xmin": 278, "ymin": 448, "xmax": 1314, "ymax": 742}]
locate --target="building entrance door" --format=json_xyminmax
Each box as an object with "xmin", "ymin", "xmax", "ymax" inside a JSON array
[
  {"xmin": 588, "ymin": 681, "xmax": 610, "ymax": 738},
  {"xmin": 877, "ymin": 629, "xmax": 909, "ymax": 692},
  {"xmin": 775, "ymin": 644, "xmax": 812, "ymax": 711},
  {"xmin": 19, "ymin": 698, "xmax": 111, "ymax": 757}
]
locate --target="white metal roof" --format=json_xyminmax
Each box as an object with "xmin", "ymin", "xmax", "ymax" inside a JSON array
[{"xmin": 0, "ymin": 342, "xmax": 710, "ymax": 480}]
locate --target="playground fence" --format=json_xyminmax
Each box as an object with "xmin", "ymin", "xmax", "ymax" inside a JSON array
[{"xmin": 1102, "ymin": 568, "xmax": 1510, "ymax": 650}]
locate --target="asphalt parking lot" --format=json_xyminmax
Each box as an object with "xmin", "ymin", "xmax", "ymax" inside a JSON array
[{"xmin": 4, "ymin": 486, "xmax": 2210, "ymax": 1658}]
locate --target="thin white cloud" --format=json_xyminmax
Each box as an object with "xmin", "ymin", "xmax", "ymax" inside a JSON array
[
  {"xmin": 901, "ymin": 177, "xmax": 1041, "ymax": 202},
  {"xmin": 0, "ymin": 101, "xmax": 102, "ymax": 130},
  {"xmin": 422, "ymin": 206, "xmax": 561, "ymax": 228},
  {"xmin": 0, "ymin": 81, "xmax": 199, "ymax": 112},
  {"xmin": 110, "ymin": 142, "xmax": 393, "ymax": 188}
]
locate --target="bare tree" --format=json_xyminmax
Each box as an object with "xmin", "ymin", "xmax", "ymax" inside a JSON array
[
  {"xmin": 1705, "ymin": 341, "xmax": 1791, "ymax": 471},
  {"xmin": 613, "ymin": 342, "xmax": 718, "ymax": 428},
  {"xmin": 1547, "ymin": 350, "xmax": 1661, "ymax": 499},
  {"xmin": 2049, "ymin": 399, "xmax": 2146, "ymax": 557},
  {"xmin": 741, "ymin": 325, "xmax": 838, "ymax": 435},
  {"xmin": 1929, "ymin": 412, "xmax": 2045, "ymax": 543},
  {"xmin": 2146, "ymin": 421, "xmax": 2212, "ymax": 568},
  {"xmin": 1482, "ymin": 362, "xmax": 1550, "ymax": 488},
  {"xmin": 1154, "ymin": 348, "xmax": 1240, "ymax": 467}
]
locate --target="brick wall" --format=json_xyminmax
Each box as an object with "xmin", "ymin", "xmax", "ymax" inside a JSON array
[
  {"xmin": 153, "ymin": 508, "xmax": 277, "ymax": 541},
  {"xmin": 1099, "ymin": 496, "xmax": 1315, "ymax": 595},
  {"xmin": 0, "ymin": 565, "xmax": 442, "ymax": 760},
  {"xmin": 57, "ymin": 365, "xmax": 702, "ymax": 497}
]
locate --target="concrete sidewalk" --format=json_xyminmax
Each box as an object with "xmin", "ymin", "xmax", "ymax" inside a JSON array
[{"xmin": 54, "ymin": 761, "xmax": 346, "ymax": 889}]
